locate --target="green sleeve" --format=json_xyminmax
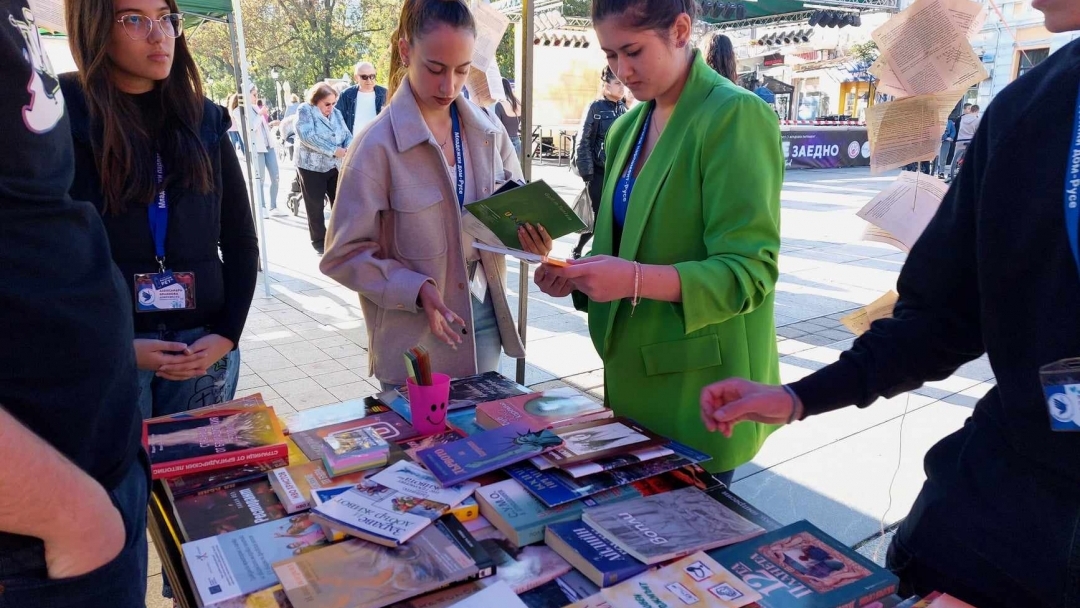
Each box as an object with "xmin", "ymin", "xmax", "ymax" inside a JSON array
[{"xmin": 673, "ymin": 96, "xmax": 782, "ymax": 334}]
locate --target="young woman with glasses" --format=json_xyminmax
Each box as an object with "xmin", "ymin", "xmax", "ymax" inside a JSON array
[
  {"xmin": 61, "ymin": 0, "xmax": 258, "ymax": 423},
  {"xmin": 535, "ymin": 0, "xmax": 784, "ymax": 487}
]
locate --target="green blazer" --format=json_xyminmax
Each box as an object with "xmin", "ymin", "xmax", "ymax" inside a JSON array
[{"xmin": 576, "ymin": 52, "xmax": 784, "ymax": 473}]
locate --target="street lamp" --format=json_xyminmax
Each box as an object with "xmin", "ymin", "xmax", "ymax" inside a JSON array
[{"xmin": 270, "ymin": 65, "xmax": 284, "ymax": 114}]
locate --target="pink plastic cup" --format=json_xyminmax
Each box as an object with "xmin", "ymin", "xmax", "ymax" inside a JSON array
[{"xmin": 406, "ymin": 372, "xmax": 451, "ymax": 436}]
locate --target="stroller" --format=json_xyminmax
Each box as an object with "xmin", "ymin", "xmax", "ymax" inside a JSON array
[{"xmin": 286, "ymin": 176, "xmax": 303, "ymax": 216}]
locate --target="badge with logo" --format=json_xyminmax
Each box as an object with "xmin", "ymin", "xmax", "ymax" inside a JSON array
[
  {"xmin": 134, "ymin": 271, "xmax": 197, "ymax": 312},
  {"xmin": 1040, "ymin": 358, "xmax": 1080, "ymax": 431}
]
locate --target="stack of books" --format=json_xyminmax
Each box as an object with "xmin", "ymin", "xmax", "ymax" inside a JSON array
[{"xmin": 155, "ymin": 377, "xmax": 908, "ymax": 608}]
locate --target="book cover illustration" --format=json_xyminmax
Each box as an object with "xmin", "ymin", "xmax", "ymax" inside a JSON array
[
  {"xmin": 447, "ymin": 581, "xmax": 527, "ymax": 608},
  {"xmin": 505, "ymin": 440, "xmax": 711, "ymax": 507},
  {"xmin": 567, "ymin": 552, "xmax": 762, "ymax": 608},
  {"xmin": 269, "ymin": 461, "xmax": 370, "ymax": 514},
  {"xmin": 539, "ymin": 418, "xmax": 666, "ymax": 468},
  {"xmin": 166, "ymin": 457, "xmax": 287, "ymax": 500},
  {"xmin": 173, "ymin": 478, "xmax": 289, "ymax": 542},
  {"xmin": 183, "ymin": 512, "xmax": 326, "ymax": 606},
  {"xmin": 583, "ymin": 487, "xmax": 766, "ymax": 565},
  {"xmin": 213, "ymin": 585, "xmax": 293, "ymax": 608},
  {"xmin": 416, "ymin": 422, "xmax": 563, "ymax": 486},
  {"xmin": 554, "ymin": 445, "xmax": 674, "ymax": 478},
  {"xmin": 544, "ymin": 521, "xmax": 648, "ymax": 587},
  {"xmin": 273, "ymin": 518, "xmax": 485, "ymax": 608},
  {"xmin": 708, "ymin": 521, "xmax": 900, "ymax": 608},
  {"xmin": 399, "ymin": 430, "xmax": 465, "ymax": 462},
  {"xmin": 324, "ymin": 425, "xmax": 388, "ymax": 456},
  {"xmin": 144, "ymin": 408, "xmax": 288, "ymax": 478},
  {"xmin": 291, "ymin": 412, "xmax": 417, "ymax": 461},
  {"xmin": 311, "ymin": 461, "xmax": 478, "ymax": 546},
  {"xmin": 443, "ymin": 371, "xmax": 530, "ymax": 410},
  {"xmin": 469, "ymin": 525, "xmax": 572, "ymax": 593},
  {"xmin": 281, "ymin": 397, "xmax": 391, "ymax": 434},
  {"xmin": 464, "ymin": 179, "xmax": 586, "ymax": 246},
  {"xmin": 155, "ymin": 394, "xmax": 268, "ymax": 421},
  {"xmin": 476, "ymin": 388, "xmax": 611, "ymax": 431}
]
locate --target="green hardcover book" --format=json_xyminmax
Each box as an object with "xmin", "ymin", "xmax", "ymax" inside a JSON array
[{"xmin": 464, "ymin": 179, "xmax": 586, "ymax": 247}]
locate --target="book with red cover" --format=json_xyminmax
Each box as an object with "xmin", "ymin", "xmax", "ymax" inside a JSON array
[
  {"xmin": 143, "ymin": 407, "xmax": 289, "ymax": 480},
  {"xmin": 475, "ymin": 388, "xmax": 613, "ymax": 431}
]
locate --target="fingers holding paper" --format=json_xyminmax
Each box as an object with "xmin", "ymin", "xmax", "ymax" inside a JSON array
[
  {"xmin": 517, "ymin": 223, "xmax": 552, "ymax": 256},
  {"xmin": 534, "ymin": 263, "xmax": 574, "ymax": 297},
  {"xmin": 544, "ymin": 255, "xmax": 633, "ymax": 303}
]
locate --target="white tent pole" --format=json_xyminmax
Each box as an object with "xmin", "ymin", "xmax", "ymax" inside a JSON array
[
  {"xmin": 228, "ymin": 3, "xmax": 272, "ymax": 298},
  {"xmin": 515, "ymin": 0, "xmax": 536, "ymax": 386}
]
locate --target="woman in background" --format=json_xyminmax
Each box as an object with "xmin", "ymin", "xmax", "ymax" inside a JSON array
[
  {"xmin": 494, "ymin": 77, "xmax": 522, "ymax": 156},
  {"xmin": 706, "ymin": 32, "xmax": 738, "ymax": 82},
  {"xmin": 319, "ymin": 0, "xmax": 550, "ymax": 388},
  {"xmin": 535, "ymin": 0, "xmax": 783, "ymax": 486},
  {"xmin": 295, "ymin": 82, "xmax": 352, "ymax": 255},
  {"xmin": 230, "ymin": 85, "xmax": 280, "ymax": 217},
  {"xmin": 572, "ymin": 66, "xmax": 627, "ymax": 259}
]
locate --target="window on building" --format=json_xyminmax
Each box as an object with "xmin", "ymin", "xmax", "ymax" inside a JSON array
[{"xmin": 1016, "ymin": 48, "xmax": 1051, "ymax": 79}]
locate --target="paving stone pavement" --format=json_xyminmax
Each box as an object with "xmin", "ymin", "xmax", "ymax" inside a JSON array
[{"xmin": 147, "ymin": 160, "xmax": 989, "ymax": 602}]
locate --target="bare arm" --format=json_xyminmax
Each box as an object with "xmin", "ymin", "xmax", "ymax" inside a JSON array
[{"xmin": 0, "ymin": 406, "xmax": 125, "ymax": 578}]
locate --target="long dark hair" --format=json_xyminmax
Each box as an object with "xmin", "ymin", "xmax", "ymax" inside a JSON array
[
  {"xmin": 707, "ymin": 33, "xmax": 737, "ymax": 82},
  {"xmin": 591, "ymin": 0, "xmax": 697, "ymax": 32},
  {"xmin": 387, "ymin": 0, "xmax": 476, "ymax": 99},
  {"xmin": 66, "ymin": 0, "xmax": 213, "ymax": 215},
  {"xmin": 501, "ymin": 77, "xmax": 519, "ymax": 113}
]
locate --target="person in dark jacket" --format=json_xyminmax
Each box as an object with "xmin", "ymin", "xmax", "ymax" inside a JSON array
[
  {"xmin": 701, "ymin": 0, "xmax": 1080, "ymax": 604},
  {"xmin": 61, "ymin": 0, "xmax": 259, "ymax": 426},
  {"xmin": 572, "ymin": 66, "xmax": 627, "ymax": 259},
  {"xmin": 336, "ymin": 61, "xmax": 388, "ymax": 135}
]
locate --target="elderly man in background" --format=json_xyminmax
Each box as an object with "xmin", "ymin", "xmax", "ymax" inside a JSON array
[{"xmin": 335, "ymin": 61, "xmax": 387, "ymax": 136}]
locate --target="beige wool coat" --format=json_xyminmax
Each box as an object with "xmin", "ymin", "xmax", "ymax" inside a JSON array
[{"xmin": 320, "ymin": 78, "xmax": 526, "ymax": 385}]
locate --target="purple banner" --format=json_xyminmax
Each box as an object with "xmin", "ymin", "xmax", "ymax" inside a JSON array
[{"xmin": 781, "ymin": 127, "xmax": 870, "ymax": 170}]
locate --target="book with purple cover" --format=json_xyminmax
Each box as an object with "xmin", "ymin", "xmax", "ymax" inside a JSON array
[{"xmin": 416, "ymin": 422, "xmax": 563, "ymax": 486}]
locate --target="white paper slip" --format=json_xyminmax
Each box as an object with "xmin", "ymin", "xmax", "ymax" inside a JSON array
[
  {"xmin": 448, "ymin": 580, "xmax": 527, "ymax": 608},
  {"xmin": 472, "ymin": 241, "xmax": 569, "ymax": 267}
]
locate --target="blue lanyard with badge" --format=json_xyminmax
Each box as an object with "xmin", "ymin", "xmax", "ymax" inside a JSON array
[
  {"xmin": 448, "ymin": 104, "xmax": 484, "ymax": 302},
  {"xmin": 134, "ymin": 155, "xmax": 197, "ymax": 312},
  {"xmin": 613, "ymin": 105, "xmax": 653, "ymax": 227},
  {"xmin": 1039, "ymin": 82, "xmax": 1080, "ymax": 431}
]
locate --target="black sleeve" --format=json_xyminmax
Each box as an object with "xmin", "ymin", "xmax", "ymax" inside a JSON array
[
  {"xmin": 790, "ymin": 122, "xmax": 987, "ymax": 416},
  {"xmin": 576, "ymin": 102, "xmax": 599, "ymax": 179},
  {"xmin": 212, "ymin": 134, "xmax": 259, "ymax": 345}
]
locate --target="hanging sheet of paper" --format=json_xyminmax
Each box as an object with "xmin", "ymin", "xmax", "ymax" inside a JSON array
[
  {"xmin": 857, "ymin": 170, "xmax": 949, "ymax": 250},
  {"xmin": 472, "ymin": 1, "xmax": 509, "ymax": 74},
  {"xmin": 840, "ymin": 290, "xmax": 900, "ymax": 336},
  {"xmin": 866, "ymin": 90, "xmax": 963, "ymax": 172},
  {"xmin": 25, "ymin": 0, "xmax": 66, "ymax": 32},
  {"xmin": 871, "ymin": 0, "xmax": 987, "ymax": 97}
]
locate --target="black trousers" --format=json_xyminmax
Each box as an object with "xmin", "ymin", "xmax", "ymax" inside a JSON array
[
  {"xmin": 297, "ymin": 166, "xmax": 338, "ymax": 249},
  {"xmin": 574, "ymin": 176, "xmax": 605, "ymax": 254},
  {"xmin": 885, "ymin": 417, "xmax": 1080, "ymax": 607}
]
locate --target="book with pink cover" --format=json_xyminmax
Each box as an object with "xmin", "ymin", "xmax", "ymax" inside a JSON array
[{"xmin": 475, "ymin": 388, "xmax": 613, "ymax": 431}]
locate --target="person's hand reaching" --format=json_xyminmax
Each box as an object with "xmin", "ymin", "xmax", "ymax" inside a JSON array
[{"xmin": 700, "ymin": 378, "xmax": 803, "ymax": 437}]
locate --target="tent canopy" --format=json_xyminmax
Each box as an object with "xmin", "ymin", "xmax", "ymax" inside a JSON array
[{"xmin": 178, "ymin": 0, "xmax": 232, "ymax": 20}]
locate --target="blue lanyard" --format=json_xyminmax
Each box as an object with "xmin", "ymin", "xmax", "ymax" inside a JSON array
[
  {"xmin": 450, "ymin": 104, "xmax": 465, "ymax": 208},
  {"xmin": 148, "ymin": 154, "xmax": 168, "ymax": 271},
  {"xmin": 1065, "ymin": 82, "xmax": 1080, "ymax": 284},
  {"xmin": 613, "ymin": 105, "xmax": 653, "ymax": 227}
]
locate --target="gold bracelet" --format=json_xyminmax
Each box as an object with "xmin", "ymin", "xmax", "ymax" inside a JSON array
[{"xmin": 631, "ymin": 262, "xmax": 641, "ymax": 317}]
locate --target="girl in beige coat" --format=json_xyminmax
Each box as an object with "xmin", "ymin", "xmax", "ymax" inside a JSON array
[{"xmin": 320, "ymin": 0, "xmax": 549, "ymax": 387}]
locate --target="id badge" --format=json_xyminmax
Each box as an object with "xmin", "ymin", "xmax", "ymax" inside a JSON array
[
  {"xmin": 134, "ymin": 271, "xmax": 196, "ymax": 312},
  {"xmin": 1040, "ymin": 358, "xmax": 1080, "ymax": 431},
  {"xmin": 470, "ymin": 261, "xmax": 488, "ymax": 301}
]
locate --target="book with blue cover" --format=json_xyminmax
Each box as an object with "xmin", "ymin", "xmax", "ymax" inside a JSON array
[
  {"xmin": 545, "ymin": 521, "xmax": 649, "ymax": 587},
  {"xmin": 474, "ymin": 479, "xmax": 640, "ymax": 547},
  {"xmin": 416, "ymin": 422, "xmax": 563, "ymax": 486},
  {"xmin": 707, "ymin": 520, "xmax": 900, "ymax": 608},
  {"xmin": 182, "ymin": 512, "xmax": 327, "ymax": 606},
  {"xmin": 505, "ymin": 440, "xmax": 712, "ymax": 507}
]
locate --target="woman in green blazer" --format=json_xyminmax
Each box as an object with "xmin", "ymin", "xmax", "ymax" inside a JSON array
[{"xmin": 535, "ymin": 0, "xmax": 784, "ymax": 482}]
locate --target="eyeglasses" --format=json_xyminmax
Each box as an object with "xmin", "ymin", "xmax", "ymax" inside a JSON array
[
  {"xmin": 115, "ymin": 13, "xmax": 184, "ymax": 41},
  {"xmin": 358, "ymin": 74, "xmax": 377, "ymax": 81}
]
